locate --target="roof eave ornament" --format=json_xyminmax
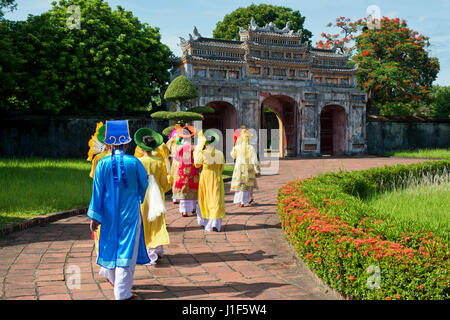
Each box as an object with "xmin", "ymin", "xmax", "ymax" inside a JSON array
[
  {"xmin": 248, "ymin": 17, "xmax": 302, "ymax": 37},
  {"xmin": 250, "ymin": 17, "xmax": 257, "ymax": 31},
  {"xmin": 282, "ymin": 21, "xmax": 291, "ymax": 32},
  {"xmin": 190, "ymin": 26, "xmax": 201, "ymax": 41}
]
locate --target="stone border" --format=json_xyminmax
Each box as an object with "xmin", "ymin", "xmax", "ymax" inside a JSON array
[
  {"xmin": 283, "ymin": 236, "xmax": 354, "ymax": 300},
  {"xmin": 0, "ymin": 207, "xmax": 88, "ymax": 238}
]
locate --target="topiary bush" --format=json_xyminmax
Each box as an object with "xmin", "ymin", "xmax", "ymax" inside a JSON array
[
  {"xmin": 278, "ymin": 160, "xmax": 450, "ymax": 300},
  {"xmin": 163, "ymin": 75, "xmax": 199, "ymax": 104},
  {"xmin": 190, "ymin": 106, "xmax": 215, "ymax": 114},
  {"xmin": 153, "ymin": 76, "xmax": 209, "ymax": 135},
  {"xmin": 166, "ymin": 111, "xmax": 204, "ymax": 122}
]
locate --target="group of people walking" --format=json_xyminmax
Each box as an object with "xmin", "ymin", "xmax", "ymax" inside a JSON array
[{"xmin": 86, "ymin": 120, "xmax": 260, "ymax": 300}]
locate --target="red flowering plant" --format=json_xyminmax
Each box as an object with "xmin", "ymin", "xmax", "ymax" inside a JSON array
[
  {"xmin": 354, "ymin": 17, "xmax": 439, "ymax": 116},
  {"xmin": 316, "ymin": 16, "xmax": 440, "ymax": 116},
  {"xmin": 315, "ymin": 17, "xmax": 363, "ymax": 55},
  {"xmin": 277, "ymin": 160, "xmax": 450, "ymax": 300}
]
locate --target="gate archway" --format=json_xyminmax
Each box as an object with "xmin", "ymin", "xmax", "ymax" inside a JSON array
[
  {"xmin": 320, "ymin": 105, "xmax": 346, "ymax": 155},
  {"xmin": 202, "ymin": 101, "xmax": 238, "ymax": 150},
  {"xmin": 261, "ymin": 95, "xmax": 297, "ymax": 157}
]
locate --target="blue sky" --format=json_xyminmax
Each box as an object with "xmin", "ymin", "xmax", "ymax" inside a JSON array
[{"xmin": 4, "ymin": 0, "xmax": 450, "ymax": 85}]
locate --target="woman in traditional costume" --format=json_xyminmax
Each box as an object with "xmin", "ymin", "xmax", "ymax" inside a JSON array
[
  {"xmin": 166, "ymin": 124, "xmax": 182, "ymax": 204},
  {"xmin": 87, "ymin": 120, "xmax": 150, "ymax": 300},
  {"xmin": 194, "ymin": 130, "xmax": 226, "ymax": 232},
  {"xmin": 87, "ymin": 122, "xmax": 112, "ymax": 177},
  {"xmin": 172, "ymin": 126, "xmax": 200, "ymax": 217},
  {"xmin": 134, "ymin": 128, "xmax": 173, "ymax": 264},
  {"xmin": 230, "ymin": 127, "xmax": 260, "ymax": 207},
  {"xmin": 86, "ymin": 122, "xmax": 112, "ymax": 255}
]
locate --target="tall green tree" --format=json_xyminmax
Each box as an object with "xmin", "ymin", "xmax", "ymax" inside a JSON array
[
  {"xmin": 0, "ymin": 0, "xmax": 16, "ymax": 18},
  {"xmin": 0, "ymin": 0, "xmax": 21, "ymax": 113},
  {"xmin": 3, "ymin": 0, "xmax": 172, "ymax": 115},
  {"xmin": 354, "ymin": 17, "xmax": 439, "ymax": 115},
  {"xmin": 213, "ymin": 4, "xmax": 312, "ymax": 44}
]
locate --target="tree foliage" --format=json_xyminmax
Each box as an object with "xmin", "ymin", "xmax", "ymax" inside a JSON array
[
  {"xmin": 213, "ymin": 4, "xmax": 312, "ymax": 44},
  {"xmin": 316, "ymin": 16, "xmax": 440, "ymax": 116},
  {"xmin": 429, "ymin": 86, "xmax": 450, "ymax": 118},
  {"xmin": 0, "ymin": 0, "xmax": 173, "ymax": 115},
  {"xmin": 315, "ymin": 16, "xmax": 361, "ymax": 55},
  {"xmin": 0, "ymin": 0, "xmax": 16, "ymax": 18}
]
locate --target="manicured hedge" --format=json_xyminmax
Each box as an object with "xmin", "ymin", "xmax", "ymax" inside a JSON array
[
  {"xmin": 163, "ymin": 75, "xmax": 199, "ymax": 102},
  {"xmin": 277, "ymin": 160, "xmax": 450, "ymax": 300}
]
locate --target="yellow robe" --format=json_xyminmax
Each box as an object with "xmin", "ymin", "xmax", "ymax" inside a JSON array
[
  {"xmin": 89, "ymin": 151, "xmax": 111, "ymax": 254},
  {"xmin": 135, "ymin": 144, "xmax": 170, "ymax": 174},
  {"xmin": 195, "ymin": 147, "xmax": 226, "ymax": 220},
  {"xmin": 89, "ymin": 151, "xmax": 111, "ymax": 178},
  {"xmin": 138, "ymin": 153, "xmax": 172, "ymax": 249},
  {"xmin": 230, "ymin": 145, "xmax": 260, "ymax": 192}
]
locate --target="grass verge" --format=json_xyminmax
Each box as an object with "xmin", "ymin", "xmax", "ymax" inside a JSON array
[
  {"xmin": 386, "ymin": 148, "xmax": 450, "ymax": 159},
  {"xmin": 0, "ymin": 158, "xmax": 92, "ymax": 228}
]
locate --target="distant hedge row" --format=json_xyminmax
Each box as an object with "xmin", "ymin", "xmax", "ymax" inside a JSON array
[{"xmin": 277, "ymin": 160, "xmax": 450, "ymax": 300}]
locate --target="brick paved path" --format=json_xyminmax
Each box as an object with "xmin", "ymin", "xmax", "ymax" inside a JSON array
[{"xmin": 0, "ymin": 157, "xmax": 430, "ymax": 300}]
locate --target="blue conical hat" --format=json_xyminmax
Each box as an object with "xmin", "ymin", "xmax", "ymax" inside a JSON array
[{"xmin": 104, "ymin": 120, "xmax": 131, "ymax": 146}]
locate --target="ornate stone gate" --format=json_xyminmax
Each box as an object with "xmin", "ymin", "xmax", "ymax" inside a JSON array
[{"xmin": 173, "ymin": 19, "xmax": 367, "ymax": 156}]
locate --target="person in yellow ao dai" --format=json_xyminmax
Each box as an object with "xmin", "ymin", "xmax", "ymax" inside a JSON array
[{"xmin": 194, "ymin": 130, "xmax": 226, "ymax": 232}]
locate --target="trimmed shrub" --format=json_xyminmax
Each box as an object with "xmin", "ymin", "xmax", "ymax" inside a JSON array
[
  {"xmin": 150, "ymin": 111, "xmax": 172, "ymax": 120},
  {"xmin": 278, "ymin": 160, "xmax": 450, "ymax": 300},
  {"xmin": 162, "ymin": 125, "xmax": 175, "ymax": 137},
  {"xmin": 190, "ymin": 106, "xmax": 215, "ymax": 114},
  {"xmin": 166, "ymin": 111, "xmax": 204, "ymax": 122},
  {"xmin": 163, "ymin": 75, "xmax": 199, "ymax": 103}
]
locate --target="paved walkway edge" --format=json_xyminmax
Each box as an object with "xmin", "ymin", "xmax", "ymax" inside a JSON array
[{"xmin": 0, "ymin": 208, "xmax": 88, "ymax": 238}]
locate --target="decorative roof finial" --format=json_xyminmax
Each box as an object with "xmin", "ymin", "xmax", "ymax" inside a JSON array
[
  {"xmin": 283, "ymin": 21, "xmax": 291, "ymax": 32},
  {"xmin": 249, "ymin": 17, "xmax": 257, "ymax": 31},
  {"xmin": 192, "ymin": 26, "xmax": 201, "ymax": 40}
]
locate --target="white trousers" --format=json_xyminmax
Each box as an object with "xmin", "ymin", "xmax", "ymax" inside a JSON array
[
  {"xmin": 99, "ymin": 213, "xmax": 142, "ymax": 300},
  {"xmin": 145, "ymin": 246, "xmax": 164, "ymax": 265},
  {"xmin": 179, "ymin": 199, "xmax": 198, "ymax": 213},
  {"xmin": 196, "ymin": 206, "xmax": 222, "ymax": 232},
  {"xmin": 233, "ymin": 190, "xmax": 253, "ymax": 205}
]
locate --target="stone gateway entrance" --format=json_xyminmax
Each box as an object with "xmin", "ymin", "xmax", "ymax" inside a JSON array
[
  {"xmin": 320, "ymin": 105, "xmax": 347, "ymax": 155},
  {"xmin": 202, "ymin": 101, "xmax": 238, "ymax": 150},
  {"xmin": 261, "ymin": 94, "xmax": 297, "ymax": 157},
  {"xmin": 173, "ymin": 18, "xmax": 367, "ymax": 156}
]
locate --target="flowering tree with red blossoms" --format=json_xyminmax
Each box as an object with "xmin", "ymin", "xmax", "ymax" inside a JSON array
[
  {"xmin": 315, "ymin": 17, "xmax": 362, "ymax": 55},
  {"xmin": 316, "ymin": 17, "xmax": 440, "ymax": 115}
]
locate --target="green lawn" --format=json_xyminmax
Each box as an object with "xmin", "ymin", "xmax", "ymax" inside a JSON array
[
  {"xmin": 386, "ymin": 148, "xmax": 450, "ymax": 159},
  {"xmin": 364, "ymin": 181, "xmax": 450, "ymax": 240},
  {"xmin": 0, "ymin": 158, "xmax": 235, "ymax": 228},
  {"xmin": 223, "ymin": 164, "xmax": 234, "ymax": 179},
  {"xmin": 0, "ymin": 158, "xmax": 93, "ymax": 228}
]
